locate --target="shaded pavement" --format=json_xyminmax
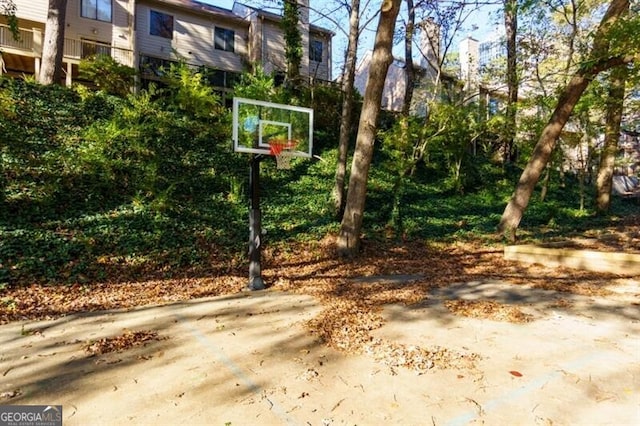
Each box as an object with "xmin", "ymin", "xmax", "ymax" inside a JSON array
[{"xmin": 1, "ymin": 277, "xmax": 639, "ymax": 425}]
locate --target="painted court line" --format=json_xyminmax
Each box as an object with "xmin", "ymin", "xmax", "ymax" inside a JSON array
[
  {"xmin": 445, "ymin": 349, "xmax": 623, "ymax": 426},
  {"xmin": 172, "ymin": 311, "xmax": 299, "ymax": 426}
]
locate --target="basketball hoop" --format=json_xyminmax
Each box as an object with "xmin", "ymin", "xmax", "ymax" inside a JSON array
[{"xmin": 268, "ymin": 139, "xmax": 298, "ymax": 170}]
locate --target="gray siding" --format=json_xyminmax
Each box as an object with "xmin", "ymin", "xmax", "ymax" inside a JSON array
[
  {"xmin": 309, "ymin": 33, "xmax": 329, "ymax": 80},
  {"xmin": 135, "ymin": 2, "xmax": 247, "ymax": 72},
  {"xmin": 260, "ymin": 17, "xmax": 331, "ymax": 81},
  {"xmin": 9, "ymin": 0, "xmax": 333, "ymax": 82},
  {"xmin": 260, "ymin": 19, "xmax": 286, "ymax": 75},
  {"xmin": 14, "ymin": 0, "xmax": 48, "ymax": 23},
  {"xmin": 65, "ymin": 0, "xmax": 134, "ymax": 63}
]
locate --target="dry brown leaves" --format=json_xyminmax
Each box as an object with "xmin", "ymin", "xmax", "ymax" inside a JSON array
[
  {"xmin": 444, "ymin": 299, "xmax": 533, "ymax": 323},
  {"xmin": 84, "ymin": 330, "xmax": 162, "ymax": 355},
  {"xmin": 268, "ymin": 235, "xmax": 633, "ymax": 371},
  {"xmin": 365, "ymin": 339, "xmax": 480, "ymax": 372},
  {"xmin": 2, "ymin": 230, "xmax": 636, "ymax": 373},
  {"xmin": 1, "ymin": 275, "xmax": 245, "ymax": 324}
]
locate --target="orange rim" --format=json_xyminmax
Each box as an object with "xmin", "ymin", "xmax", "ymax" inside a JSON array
[{"xmin": 268, "ymin": 139, "xmax": 298, "ymax": 155}]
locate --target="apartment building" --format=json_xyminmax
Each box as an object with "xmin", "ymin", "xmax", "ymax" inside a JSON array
[
  {"xmin": 353, "ymin": 19, "xmax": 465, "ymax": 113},
  {"xmin": 0, "ymin": 0, "xmax": 333, "ymax": 89}
]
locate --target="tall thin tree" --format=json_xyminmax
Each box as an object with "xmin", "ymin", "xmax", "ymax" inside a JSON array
[
  {"xmin": 337, "ymin": 0, "xmax": 402, "ymax": 255},
  {"xmin": 596, "ymin": 65, "xmax": 627, "ymax": 213},
  {"xmin": 282, "ymin": 0, "xmax": 303, "ymax": 87},
  {"xmin": 38, "ymin": 0, "xmax": 67, "ymax": 85},
  {"xmin": 503, "ymin": 0, "xmax": 519, "ymax": 163},
  {"xmin": 387, "ymin": 0, "xmax": 416, "ymax": 234},
  {"xmin": 332, "ymin": 0, "xmax": 361, "ymax": 216},
  {"xmin": 402, "ymin": 0, "xmax": 415, "ymax": 117},
  {"xmin": 498, "ymin": 0, "xmax": 632, "ymax": 241}
]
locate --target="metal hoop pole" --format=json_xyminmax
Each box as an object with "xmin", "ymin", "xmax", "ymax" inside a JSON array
[{"xmin": 248, "ymin": 154, "xmax": 265, "ymax": 290}]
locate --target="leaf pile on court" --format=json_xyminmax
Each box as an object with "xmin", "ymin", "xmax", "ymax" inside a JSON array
[
  {"xmin": 1, "ymin": 236, "xmax": 633, "ymax": 372},
  {"xmin": 0, "ymin": 276, "xmax": 246, "ymax": 324},
  {"xmin": 268, "ymin": 236, "xmax": 626, "ymax": 371},
  {"xmin": 444, "ymin": 299, "xmax": 533, "ymax": 323},
  {"xmin": 84, "ymin": 330, "xmax": 162, "ymax": 355}
]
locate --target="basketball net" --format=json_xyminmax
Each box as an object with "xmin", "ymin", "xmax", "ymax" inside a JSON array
[{"xmin": 268, "ymin": 139, "xmax": 298, "ymax": 170}]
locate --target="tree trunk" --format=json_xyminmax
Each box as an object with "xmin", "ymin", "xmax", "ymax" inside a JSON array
[
  {"xmin": 332, "ymin": 0, "xmax": 361, "ymax": 217},
  {"xmin": 579, "ymin": 169, "xmax": 585, "ymax": 210},
  {"xmin": 562, "ymin": 0, "xmax": 578, "ymax": 83},
  {"xmin": 596, "ymin": 65, "xmax": 627, "ymax": 214},
  {"xmin": 38, "ymin": 0, "xmax": 67, "ymax": 85},
  {"xmin": 498, "ymin": 0, "xmax": 630, "ymax": 241},
  {"xmin": 387, "ymin": 0, "xmax": 416, "ymax": 235},
  {"xmin": 503, "ymin": 0, "xmax": 518, "ymax": 163},
  {"xmin": 282, "ymin": 0, "xmax": 302, "ymax": 87},
  {"xmin": 337, "ymin": 0, "xmax": 402, "ymax": 256},
  {"xmin": 540, "ymin": 164, "xmax": 550, "ymax": 202},
  {"xmin": 402, "ymin": 0, "xmax": 415, "ymax": 117}
]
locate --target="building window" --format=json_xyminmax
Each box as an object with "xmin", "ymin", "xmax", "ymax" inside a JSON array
[
  {"xmin": 309, "ymin": 40, "xmax": 323, "ymax": 62},
  {"xmin": 488, "ymin": 98, "xmax": 499, "ymax": 116},
  {"xmin": 140, "ymin": 56, "xmax": 178, "ymax": 78},
  {"xmin": 140, "ymin": 55, "xmax": 178, "ymax": 77},
  {"xmin": 214, "ymin": 27, "xmax": 235, "ymax": 53},
  {"xmin": 199, "ymin": 66, "xmax": 241, "ymax": 89},
  {"xmin": 479, "ymin": 40, "xmax": 505, "ymax": 68},
  {"xmin": 274, "ymin": 71, "xmax": 285, "ymax": 87},
  {"xmin": 150, "ymin": 10, "xmax": 173, "ymax": 39},
  {"xmin": 81, "ymin": 0, "xmax": 112, "ymax": 22}
]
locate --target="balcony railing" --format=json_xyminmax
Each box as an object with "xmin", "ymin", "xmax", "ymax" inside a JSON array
[
  {"xmin": 1, "ymin": 23, "xmax": 133, "ymax": 66},
  {"xmin": 64, "ymin": 38, "xmax": 134, "ymax": 65},
  {"xmin": 0, "ymin": 25, "xmax": 34, "ymax": 53}
]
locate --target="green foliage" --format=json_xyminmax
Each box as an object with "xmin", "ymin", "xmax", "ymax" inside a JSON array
[
  {"xmin": 233, "ymin": 67, "xmax": 278, "ymax": 101},
  {"xmin": 0, "ymin": 77, "xmax": 122, "ymax": 211},
  {"xmin": 281, "ymin": 0, "xmax": 303, "ymax": 83},
  {"xmin": 600, "ymin": 12, "xmax": 640, "ymax": 59},
  {"xmin": 0, "ymin": 201, "xmax": 247, "ymax": 285},
  {"xmin": 0, "ymin": 0, "xmax": 19, "ymax": 41},
  {"xmin": 380, "ymin": 115, "xmax": 426, "ymax": 176},
  {"xmin": 0, "ymin": 66, "xmax": 248, "ymax": 285},
  {"xmin": 79, "ymin": 54, "xmax": 137, "ymax": 97},
  {"xmin": 381, "ymin": 101, "xmax": 492, "ymax": 194},
  {"xmin": 297, "ymin": 83, "xmax": 344, "ymax": 152},
  {"xmin": 162, "ymin": 61, "xmax": 225, "ymax": 119},
  {"xmin": 1, "ymin": 65, "xmax": 636, "ymax": 287},
  {"xmin": 74, "ymin": 62, "xmax": 238, "ymax": 208}
]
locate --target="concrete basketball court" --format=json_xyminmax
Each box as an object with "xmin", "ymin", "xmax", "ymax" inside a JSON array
[{"xmin": 1, "ymin": 277, "xmax": 638, "ymax": 425}]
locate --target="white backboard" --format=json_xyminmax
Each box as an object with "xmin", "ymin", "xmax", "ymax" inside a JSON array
[{"xmin": 232, "ymin": 97, "xmax": 313, "ymax": 158}]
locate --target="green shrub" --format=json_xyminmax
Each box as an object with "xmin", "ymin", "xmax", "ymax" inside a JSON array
[{"xmin": 79, "ymin": 54, "xmax": 137, "ymax": 97}]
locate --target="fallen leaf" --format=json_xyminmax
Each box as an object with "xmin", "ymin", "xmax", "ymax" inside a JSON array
[
  {"xmin": 84, "ymin": 330, "xmax": 162, "ymax": 355},
  {"xmin": 1, "ymin": 235, "xmax": 632, "ymax": 377},
  {"xmin": 445, "ymin": 299, "xmax": 533, "ymax": 323},
  {"xmin": 0, "ymin": 390, "xmax": 21, "ymax": 399}
]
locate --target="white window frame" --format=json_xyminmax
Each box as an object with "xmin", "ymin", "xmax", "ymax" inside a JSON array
[
  {"xmin": 214, "ymin": 27, "xmax": 235, "ymax": 53},
  {"xmin": 81, "ymin": 0, "xmax": 112, "ymax": 23}
]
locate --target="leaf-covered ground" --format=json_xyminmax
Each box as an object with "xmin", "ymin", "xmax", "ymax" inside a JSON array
[
  {"xmin": 84, "ymin": 330, "xmax": 163, "ymax": 355},
  {"xmin": 2, "ymin": 229, "xmax": 637, "ymax": 372}
]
